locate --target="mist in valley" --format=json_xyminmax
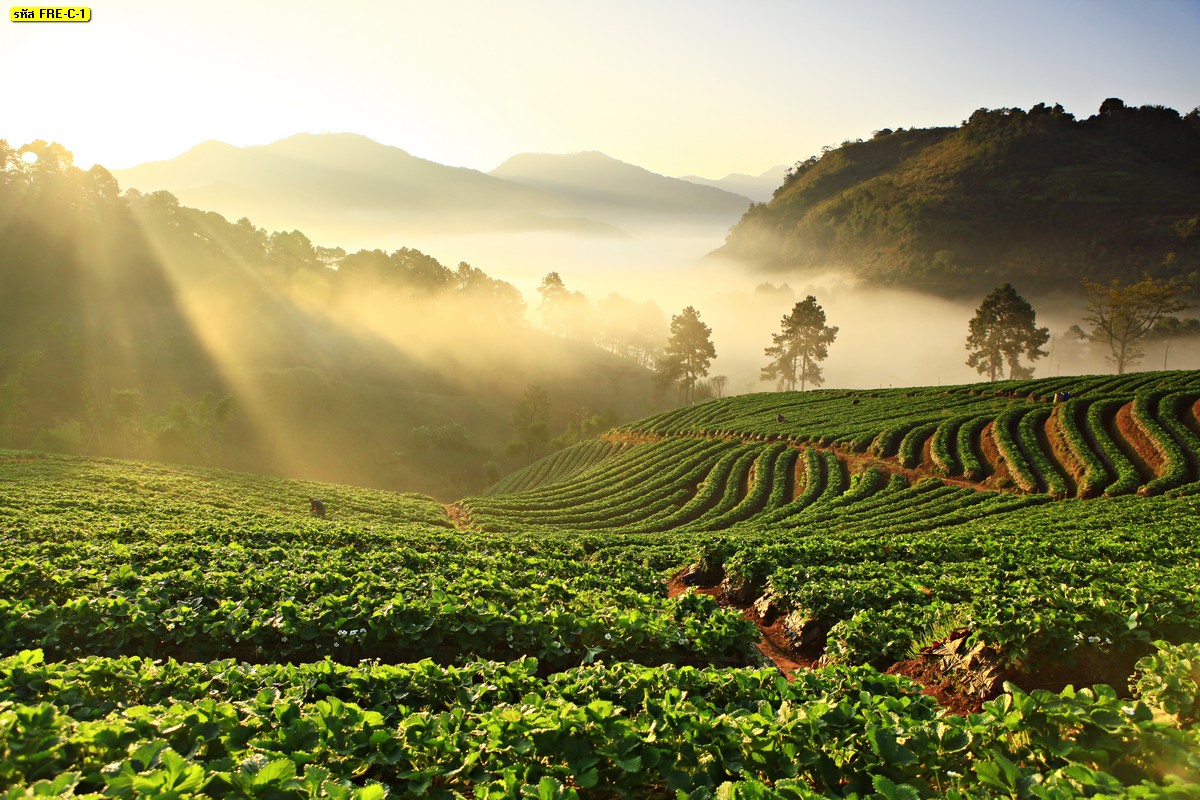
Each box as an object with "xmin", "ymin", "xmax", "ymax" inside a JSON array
[
  {"xmin": 392, "ymin": 222, "xmax": 1200, "ymax": 401},
  {"xmin": 6, "ymin": 136, "xmax": 1200, "ymax": 501}
]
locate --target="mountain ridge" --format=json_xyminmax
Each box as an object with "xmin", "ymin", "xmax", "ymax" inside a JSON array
[
  {"xmin": 113, "ymin": 134, "xmax": 752, "ymax": 241},
  {"xmin": 714, "ymin": 100, "xmax": 1200, "ymax": 297}
]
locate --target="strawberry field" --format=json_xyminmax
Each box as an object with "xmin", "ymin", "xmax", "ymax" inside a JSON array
[{"xmin": 3, "ymin": 371, "xmax": 1200, "ymax": 797}]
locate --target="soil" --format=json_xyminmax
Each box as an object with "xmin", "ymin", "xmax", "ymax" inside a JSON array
[
  {"xmin": 669, "ymin": 571, "xmax": 980, "ymax": 714},
  {"xmin": 1045, "ymin": 407, "xmax": 1084, "ymax": 497},
  {"xmin": 979, "ymin": 422, "xmax": 1012, "ymax": 488},
  {"xmin": 1114, "ymin": 402, "xmax": 1164, "ymax": 479},
  {"xmin": 443, "ymin": 503, "xmax": 473, "ymax": 530},
  {"xmin": 886, "ymin": 658, "xmax": 984, "ymax": 716},
  {"xmin": 1039, "ymin": 409, "xmax": 1077, "ymax": 498},
  {"xmin": 919, "ymin": 432, "xmax": 936, "ymax": 471}
]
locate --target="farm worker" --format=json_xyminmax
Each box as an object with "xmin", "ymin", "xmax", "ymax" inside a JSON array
[
  {"xmin": 776, "ymin": 413, "xmax": 786, "ymax": 423},
  {"xmin": 309, "ymin": 497, "xmax": 326, "ymax": 518}
]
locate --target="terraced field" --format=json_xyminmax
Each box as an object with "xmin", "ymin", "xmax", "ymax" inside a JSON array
[{"xmin": 3, "ymin": 372, "xmax": 1200, "ymax": 797}]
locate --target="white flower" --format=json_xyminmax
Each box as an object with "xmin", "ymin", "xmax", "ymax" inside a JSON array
[{"xmin": 1122, "ymin": 705, "xmax": 1136, "ymax": 716}]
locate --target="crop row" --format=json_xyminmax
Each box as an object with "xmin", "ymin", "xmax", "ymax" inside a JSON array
[
  {"xmin": 482, "ymin": 440, "xmax": 626, "ymax": 496},
  {"xmin": 3, "ymin": 648, "xmax": 1198, "ymax": 798}
]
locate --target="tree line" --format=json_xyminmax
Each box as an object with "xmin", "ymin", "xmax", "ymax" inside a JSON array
[{"xmin": 630, "ymin": 277, "xmax": 1196, "ymax": 403}]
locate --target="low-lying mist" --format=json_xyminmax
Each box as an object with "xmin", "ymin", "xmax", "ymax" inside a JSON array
[{"xmin": 385, "ymin": 225, "xmax": 1200, "ymax": 396}]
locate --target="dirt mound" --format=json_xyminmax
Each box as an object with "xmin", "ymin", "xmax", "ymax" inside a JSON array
[
  {"xmin": 443, "ymin": 503, "xmax": 473, "ymax": 530},
  {"xmin": 886, "ymin": 658, "xmax": 984, "ymax": 716},
  {"xmin": 1114, "ymin": 402, "xmax": 1165, "ymax": 479}
]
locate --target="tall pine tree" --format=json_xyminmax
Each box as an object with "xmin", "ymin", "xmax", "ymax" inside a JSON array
[
  {"xmin": 761, "ymin": 296, "xmax": 838, "ymax": 391},
  {"xmin": 965, "ymin": 284, "xmax": 1049, "ymax": 380}
]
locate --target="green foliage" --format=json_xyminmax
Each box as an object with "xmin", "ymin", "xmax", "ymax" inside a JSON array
[
  {"xmin": 1132, "ymin": 640, "xmax": 1200, "ymax": 724},
  {"xmin": 7, "ymin": 370, "xmax": 1200, "ymax": 795},
  {"xmin": 0, "ymin": 138, "xmax": 662, "ymax": 498},
  {"xmin": 719, "ymin": 101, "xmax": 1200, "ymax": 296}
]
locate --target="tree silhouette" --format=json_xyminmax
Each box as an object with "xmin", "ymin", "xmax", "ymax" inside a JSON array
[
  {"xmin": 761, "ymin": 296, "xmax": 838, "ymax": 391},
  {"xmin": 1081, "ymin": 277, "xmax": 1191, "ymax": 374},
  {"xmin": 965, "ymin": 284, "xmax": 1050, "ymax": 381},
  {"xmin": 658, "ymin": 306, "xmax": 716, "ymax": 404}
]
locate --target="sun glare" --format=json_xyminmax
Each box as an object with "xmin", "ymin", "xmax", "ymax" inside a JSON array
[{"xmin": 21, "ymin": 151, "xmax": 38, "ymax": 165}]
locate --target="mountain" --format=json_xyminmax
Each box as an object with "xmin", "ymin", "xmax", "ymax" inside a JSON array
[
  {"xmin": 113, "ymin": 135, "xmax": 749, "ymax": 242},
  {"xmin": 490, "ymin": 150, "xmax": 751, "ymax": 224},
  {"xmin": 714, "ymin": 100, "xmax": 1200, "ymax": 297},
  {"xmin": 113, "ymin": 133, "xmax": 592, "ymax": 237},
  {"xmin": 680, "ymin": 164, "xmax": 790, "ymax": 203}
]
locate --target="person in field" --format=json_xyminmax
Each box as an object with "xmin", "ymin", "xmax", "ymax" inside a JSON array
[{"xmin": 309, "ymin": 497, "xmax": 326, "ymax": 518}]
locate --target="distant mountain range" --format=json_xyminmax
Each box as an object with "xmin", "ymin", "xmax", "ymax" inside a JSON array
[
  {"xmin": 680, "ymin": 165, "xmax": 789, "ymax": 203},
  {"xmin": 715, "ymin": 100, "xmax": 1200, "ymax": 297},
  {"xmin": 113, "ymin": 134, "xmax": 756, "ymax": 242}
]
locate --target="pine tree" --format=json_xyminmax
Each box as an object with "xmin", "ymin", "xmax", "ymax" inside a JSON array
[
  {"xmin": 761, "ymin": 296, "xmax": 838, "ymax": 391},
  {"xmin": 658, "ymin": 306, "xmax": 716, "ymax": 403},
  {"xmin": 965, "ymin": 284, "xmax": 1050, "ymax": 380}
]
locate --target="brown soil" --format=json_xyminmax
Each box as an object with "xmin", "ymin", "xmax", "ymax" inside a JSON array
[
  {"xmin": 886, "ymin": 658, "xmax": 984, "ymax": 716},
  {"xmin": 1113, "ymin": 402, "xmax": 1163, "ymax": 480},
  {"xmin": 443, "ymin": 503, "xmax": 473, "ymax": 530},
  {"xmin": 1038, "ymin": 410, "xmax": 1076, "ymax": 498},
  {"xmin": 1045, "ymin": 407, "xmax": 1085, "ymax": 497},
  {"xmin": 919, "ymin": 432, "xmax": 936, "ymax": 471},
  {"xmin": 979, "ymin": 422, "xmax": 1011, "ymax": 488},
  {"xmin": 790, "ymin": 454, "xmax": 807, "ymax": 501},
  {"xmin": 669, "ymin": 572, "xmax": 977, "ymax": 714}
]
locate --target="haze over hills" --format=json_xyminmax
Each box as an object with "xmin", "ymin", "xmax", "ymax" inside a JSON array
[
  {"xmin": 1, "ymin": 143, "xmax": 672, "ymax": 498},
  {"xmin": 680, "ymin": 164, "xmax": 790, "ymax": 203},
  {"xmin": 112, "ymin": 134, "xmax": 752, "ymax": 246},
  {"xmin": 490, "ymin": 150, "xmax": 752, "ymax": 223},
  {"xmin": 715, "ymin": 100, "xmax": 1200, "ymax": 298}
]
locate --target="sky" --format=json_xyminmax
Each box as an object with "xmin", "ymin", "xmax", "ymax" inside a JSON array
[{"xmin": 4, "ymin": 0, "xmax": 1199, "ymax": 179}]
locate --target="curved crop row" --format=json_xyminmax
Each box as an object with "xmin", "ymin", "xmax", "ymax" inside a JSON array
[
  {"xmin": 1056, "ymin": 399, "xmax": 1111, "ymax": 497},
  {"xmin": 1086, "ymin": 399, "xmax": 1142, "ymax": 496},
  {"xmin": 1134, "ymin": 391, "xmax": 1189, "ymax": 495}
]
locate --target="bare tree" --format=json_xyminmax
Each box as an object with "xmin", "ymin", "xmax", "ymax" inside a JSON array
[{"xmin": 1082, "ymin": 277, "xmax": 1191, "ymax": 374}]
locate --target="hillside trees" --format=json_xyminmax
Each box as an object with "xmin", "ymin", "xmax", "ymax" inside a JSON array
[
  {"xmin": 596, "ymin": 293, "xmax": 666, "ymax": 368},
  {"xmin": 965, "ymin": 284, "xmax": 1050, "ymax": 381},
  {"xmin": 537, "ymin": 272, "xmax": 591, "ymax": 340},
  {"xmin": 509, "ymin": 384, "xmax": 552, "ymax": 465},
  {"xmin": 658, "ymin": 307, "xmax": 716, "ymax": 404},
  {"xmin": 761, "ymin": 296, "xmax": 838, "ymax": 391},
  {"xmin": 1081, "ymin": 277, "xmax": 1192, "ymax": 374}
]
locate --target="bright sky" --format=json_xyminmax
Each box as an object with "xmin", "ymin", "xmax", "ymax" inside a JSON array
[{"xmin": 3, "ymin": 0, "xmax": 1199, "ymax": 178}]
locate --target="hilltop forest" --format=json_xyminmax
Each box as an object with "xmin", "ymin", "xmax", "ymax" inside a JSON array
[
  {"xmin": 717, "ymin": 99, "xmax": 1200, "ymax": 296},
  {"xmin": 0, "ymin": 141, "xmax": 669, "ymax": 498}
]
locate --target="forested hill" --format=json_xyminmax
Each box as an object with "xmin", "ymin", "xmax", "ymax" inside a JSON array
[
  {"xmin": 715, "ymin": 100, "xmax": 1200, "ymax": 297},
  {"xmin": 0, "ymin": 140, "xmax": 665, "ymax": 498}
]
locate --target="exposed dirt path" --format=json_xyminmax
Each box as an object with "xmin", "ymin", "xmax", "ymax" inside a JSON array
[{"xmin": 919, "ymin": 431, "xmax": 936, "ymax": 472}]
